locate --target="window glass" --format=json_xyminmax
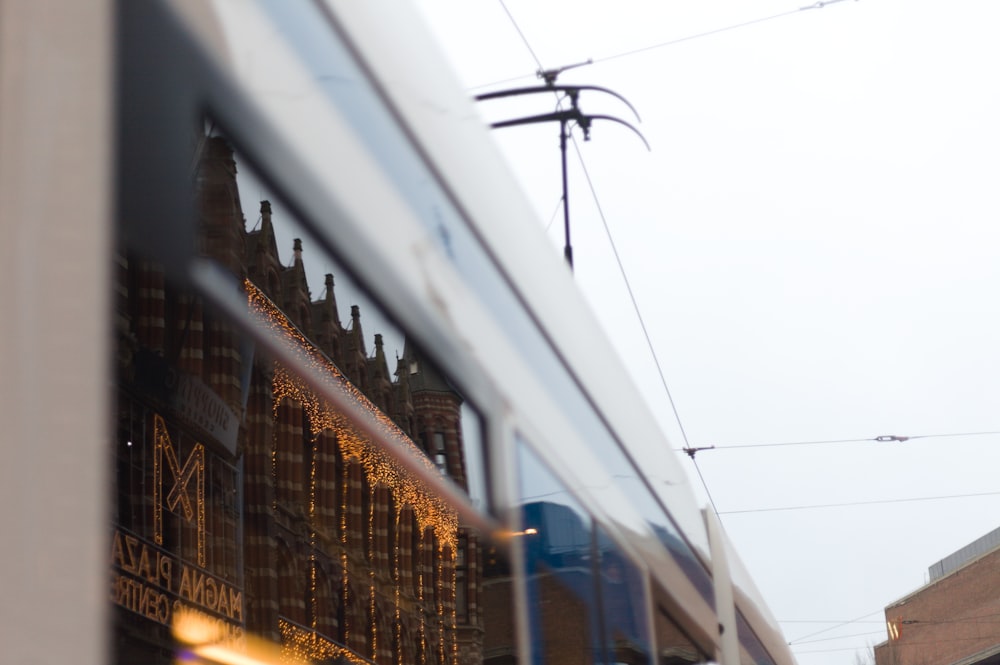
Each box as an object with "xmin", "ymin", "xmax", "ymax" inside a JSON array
[
  {"xmin": 595, "ymin": 528, "xmax": 652, "ymax": 665},
  {"xmin": 111, "ymin": 122, "xmax": 502, "ymax": 665},
  {"xmin": 517, "ymin": 437, "xmax": 656, "ymax": 665},
  {"xmin": 517, "ymin": 440, "xmax": 603, "ymax": 665},
  {"xmin": 737, "ymin": 612, "xmax": 776, "ymax": 665}
]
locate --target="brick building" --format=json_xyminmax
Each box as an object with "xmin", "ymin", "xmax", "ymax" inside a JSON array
[
  {"xmin": 874, "ymin": 528, "xmax": 1000, "ymax": 665},
  {"xmin": 111, "ymin": 137, "xmax": 483, "ymax": 665}
]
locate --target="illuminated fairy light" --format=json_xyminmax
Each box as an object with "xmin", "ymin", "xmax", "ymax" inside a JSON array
[
  {"xmin": 341, "ymin": 459, "xmax": 350, "ymax": 648},
  {"xmin": 247, "ymin": 280, "xmax": 461, "ymax": 665},
  {"xmin": 418, "ymin": 528, "xmax": 426, "ymax": 665},
  {"xmin": 248, "ymin": 280, "xmax": 457, "ymax": 548},
  {"xmin": 279, "ymin": 618, "xmax": 370, "ymax": 665},
  {"xmin": 437, "ymin": 540, "xmax": 445, "ymax": 665},
  {"xmin": 153, "ymin": 414, "xmax": 207, "ymax": 567},
  {"xmin": 368, "ymin": 492, "xmax": 376, "ymax": 662},
  {"xmin": 308, "ymin": 427, "xmax": 319, "ymax": 636},
  {"xmin": 394, "ymin": 508, "xmax": 402, "ymax": 665},
  {"xmin": 271, "ymin": 429, "xmax": 278, "ymax": 514}
]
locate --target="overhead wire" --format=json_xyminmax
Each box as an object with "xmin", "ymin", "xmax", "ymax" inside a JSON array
[
  {"xmin": 718, "ymin": 489, "xmax": 1000, "ymax": 515},
  {"xmin": 782, "ymin": 609, "xmax": 1000, "ymax": 649},
  {"xmin": 468, "ymin": 1, "xmax": 855, "ymax": 91},
  {"xmin": 568, "ymin": 139, "xmax": 693, "ymax": 451},
  {"xmin": 793, "ymin": 646, "xmax": 876, "ymax": 654},
  {"xmin": 789, "ymin": 610, "xmax": 883, "ymax": 644},
  {"xmin": 791, "ymin": 630, "xmax": 886, "ymax": 646},
  {"xmin": 496, "ymin": 0, "xmax": 545, "ymax": 71},
  {"xmin": 780, "ymin": 620, "xmax": 883, "ymax": 624},
  {"xmin": 591, "ymin": 7, "xmax": 804, "ymax": 66},
  {"xmin": 798, "ymin": 633, "xmax": 1000, "ymax": 655},
  {"xmin": 677, "ymin": 429, "xmax": 1000, "ymax": 455},
  {"xmin": 566, "ymin": 114, "xmax": 734, "ymax": 532}
]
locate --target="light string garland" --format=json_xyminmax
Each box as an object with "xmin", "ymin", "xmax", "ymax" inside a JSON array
[
  {"xmin": 419, "ymin": 529, "xmax": 426, "ymax": 665},
  {"xmin": 309, "ymin": 427, "xmax": 319, "ymax": 637},
  {"xmin": 342, "ymin": 459, "xmax": 351, "ymax": 649},
  {"xmin": 153, "ymin": 414, "xmax": 207, "ymax": 567},
  {"xmin": 249, "ymin": 280, "xmax": 457, "ymax": 548},
  {"xmin": 369, "ymin": 495, "xmax": 377, "ymax": 662},
  {"xmin": 394, "ymin": 508, "xmax": 402, "ymax": 665},
  {"xmin": 280, "ymin": 617, "xmax": 369, "ymax": 665},
  {"xmin": 248, "ymin": 281, "xmax": 459, "ymax": 665}
]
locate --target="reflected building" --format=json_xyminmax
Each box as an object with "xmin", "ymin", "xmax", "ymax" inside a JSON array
[
  {"xmin": 111, "ymin": 136, "xmax": 483, "ymax": 665},
  {"xmin": 479, "ymin": 500, "xmax": 652, "ymax": 665}
]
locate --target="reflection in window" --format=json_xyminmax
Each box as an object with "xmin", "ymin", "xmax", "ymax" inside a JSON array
[
  {"xmin": 515, "ymin": 440, "xmax": 653, "ymax": 665},
  {"xmin": 595, "ymin": 528, "xmax": 650, "ymax": 665},
  {"xmin": 112, "ymin": 130, "xmax": 495, "ymax": 665}
]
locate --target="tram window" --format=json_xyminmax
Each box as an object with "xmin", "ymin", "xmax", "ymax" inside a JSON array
[
  {"xmin": 736, "ymin": 612, "xmax": 775, "ymax": 665},
  {"xmin": 516, "ymin": 438, "xmax": 652, "ymax": 665},
  {"xmin": 111, "ymin": 118, "xmax": 500, "ymax": 665},
  {"xmin": 594, "ymin": 527, "xmax": 652, "ymax": 665}
]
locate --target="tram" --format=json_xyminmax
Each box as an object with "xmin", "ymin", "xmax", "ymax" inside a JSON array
[{"xmin": 0, "ymin": 2, "xmax": 795, "ymax": 665}]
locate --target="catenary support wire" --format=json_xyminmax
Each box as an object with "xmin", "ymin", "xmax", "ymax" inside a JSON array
[
  {"xmin": 468, "ymin": 1, "xmax": 858, "ymax": 91},
  {"xmin": 718, "ymin": 489, "xmax": 1000, "ymax": 515}
]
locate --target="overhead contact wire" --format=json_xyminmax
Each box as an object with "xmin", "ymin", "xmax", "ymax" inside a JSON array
[{"xmin": 469, "ymin": 1, "xmax": 853, "ymax": 91}]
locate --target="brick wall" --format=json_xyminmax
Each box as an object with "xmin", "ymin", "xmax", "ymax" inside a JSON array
[{"xmin": 875, "ymin": 546, "xmax": 1000, "ymax": 665}]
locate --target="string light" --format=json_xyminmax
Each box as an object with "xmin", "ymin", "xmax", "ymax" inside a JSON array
[
  {"xmin": 250, "ymin": 280, "xmax": 458, "ymax": 549},
  {"xmin": 153, "ymin": 414, "xmax": 207, "ymax": 567},
  {"xmin": 247, "ymin": 280, "xmax": 460, "ymax": 665},
  {"xmin": 280, "ymin": 618, "xmax": 369, "ymax": 665},
  {"xmin": 394, "ymin": 507, "xmax": 402, "ymax": 665},
  {"xmin": 369, "ymin": 492, "xmax": 377, "ymax": 663}
]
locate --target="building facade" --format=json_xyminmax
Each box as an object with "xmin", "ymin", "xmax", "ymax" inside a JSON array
[
  {"xmin": 111, "ymin": 137, "xmax": 483, "ymax": 665},
  {"xmin": 875, "ymin": 528, "xmax": 1000, "ymax": 665}
]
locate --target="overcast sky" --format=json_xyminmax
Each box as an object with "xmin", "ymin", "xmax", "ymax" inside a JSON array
[{"xmin": 409, "ymin": 1, "xmax": 1000, "ymax": 663}]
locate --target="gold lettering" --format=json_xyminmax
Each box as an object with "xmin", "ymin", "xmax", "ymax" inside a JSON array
[
  {"xmin": 140, "ymin": 586, "xmax": 156, "ymax": 620},
  {"xmin": 118, "ymin": 575, "xmax": 134, "ymax": 611},
  {"xmin": 153, "ymin": 415, "xmax": 206, "ymax": 565},
  {"xmin": 111, "ymin": 532, "xmax": 126, "ymax": 570},
  {"xmin": 178, "ymin": 566, "xmax": 192, "ymax": 600},
  {"xmin": 157, "ymin": 591, "xmax": 170, "ymax": 624},
  {"xmin": 137, "ymin": 545, "xmax": 153, "ymax": 582},
  {"xmin": 190, "ymin": 568, "xmax": 204, "ymax": 605},
  {"xmin": 215, "ymin": 581, "xmax": 229, "ymax": 617},
  {"xmin": 110, "ymin": 572, "xmax": 124, "ymax": 605},
  {"xmin": 204, "ymin": 577, "xmax": 217, "ymax": 610},
  {"xmin": 113, "ymin": 572, "xmax": 172, "ymax": 627},
  {"xmin": 124, "ymin": 534, "xmax": 140, "ymax": 574},
  {"xmin": 159, "ymin": 553, "xmax": 173, "ymax": 592},
  {"xmin": 229, "ymin": 589, "xmax": 242, "ymax": 622}
]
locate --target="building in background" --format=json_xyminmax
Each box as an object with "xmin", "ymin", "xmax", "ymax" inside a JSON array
[
  {"xmin": 875, "ymin": 527, "xmax": 1000, "ymax": 665},
  {"xmin": 111, "ymin": 136, "xmax": 483, "ymax": 665}
]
